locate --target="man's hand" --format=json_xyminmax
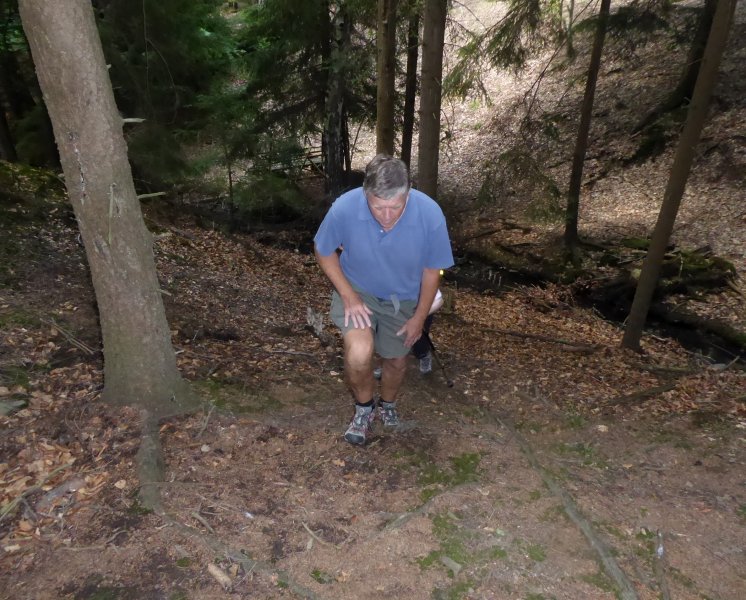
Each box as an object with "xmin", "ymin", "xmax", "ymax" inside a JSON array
[
  {"xmin": 343, "ymin": 292, "xmax": 373, "ymax": 329},
  {"xmin": 396, "ymin": 314, "xmax": 426, "ymax": 348}
]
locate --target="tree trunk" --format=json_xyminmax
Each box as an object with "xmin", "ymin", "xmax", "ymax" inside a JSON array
[
  {"xmin": 564, "ymin": 0, "xmax": 610, "ymax": 258},
  {"xmin": 19, "ymin": 0, "xmax": 196, "ymax": 417},
  {"xmin": 0, "ymin": 105, "xmax": 17, "ymax": 161},
  {"xmin": 634, "ymin": 0, "xmax": 717, "ymax": 133},
  {"xmin": 376, "ymin": 0, "xmax": 398, "ymax": 155},
  {"xmin": 621, "ymin": 0, "xmax": 737, "ymax": 350},
  {"xmin": 417, "ymin": 0, "xmax": 447, "ymax": 198},
  {"xmin": 323, "ymin": 4, "xmax": 350, "ymax": 199},
  {"xmin": 401, "ymin": 9, "xmax": 420, "ymax": 168}
]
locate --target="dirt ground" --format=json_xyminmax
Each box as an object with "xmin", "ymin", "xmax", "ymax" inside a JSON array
[
  {"xmin": 1, "ymin": 207, "xmax": 745, "ymax": 599},
  {"xmin": 2, "ymin": 1, "xmax": 746, "ymax": 598}
]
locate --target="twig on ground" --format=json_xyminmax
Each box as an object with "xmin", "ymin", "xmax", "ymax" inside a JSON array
[
  {"xmin": 162, "ymin": 514, "xmax": 320, "ymax": 599},
  {"xmin": 0, "ymin": 462, "xmax": 76, "ymax": 522},
  {"xmin": 606, "ymin": 382, "xmax": 677, "ymax": 406},
  {"xmin": 39, "ymin": 317, "xmax": 97, "ymax": 355},
  {"xmin": 191, "ymin": 511, "xmax": 215, "ymax": 533},
  {"xmin": 196, "ymin": 403, "xmax": 215, "ymax": 439},
  {"xmin": 486, "ymin": 326, "xmax": 600, "ymax": 352},
  {"xmin": 301, "ymin": 522, "xmax": 342, "ymax": 549}
]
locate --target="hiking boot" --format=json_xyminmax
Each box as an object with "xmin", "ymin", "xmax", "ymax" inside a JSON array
[
  {"xmin": 377, "ymin": 400, "xmax": 400, "ymax": 428},
  {"xmin": 419, "ymin": 352, "xmax": 433, "ymax": 374},
  {"xmin": 344, "ymin": 405, "xmax": 375, "ymax": 445},
  {"xmin": 373, "ymin": 367, "xmax": 382, "ymax": 380}
]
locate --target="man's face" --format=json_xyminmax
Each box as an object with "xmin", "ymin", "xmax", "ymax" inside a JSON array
[{"xmin": 366, "ymin": 192, "xmax": 408, "ymax": 231}]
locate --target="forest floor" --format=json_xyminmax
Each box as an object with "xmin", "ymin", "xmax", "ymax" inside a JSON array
[
  {"xmin": 2, "ymin": 0, "xmax": 746, "ymax": 599},
  {"xmin": 0, "ymin": 184, "xmax": 744, "ymax": 600}
]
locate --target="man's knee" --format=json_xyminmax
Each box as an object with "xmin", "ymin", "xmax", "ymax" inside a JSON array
[
  {"xmin": 384, "ymin": 355, "xmax": 408, "ymax": 373},
  {"xmin": 344, "ymin": 331, "xmax": 374, "ymax": 369}
]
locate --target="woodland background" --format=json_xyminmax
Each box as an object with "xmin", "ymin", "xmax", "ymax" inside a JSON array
[{"xmin": 0, "ymin": 1, "xmax": 744, "ymax": 599}]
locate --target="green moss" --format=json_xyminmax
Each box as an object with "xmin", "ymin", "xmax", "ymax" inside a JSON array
[
  {"xmin": 552, "ymin": 442, "xmax": 609, "ymax": 469},
  {"xmin": 196, "ymin": 380, "xmax": 282, "ymax": 414},
  {"xmin": 564, "ymin": 413, "xmax": 587, "ymax": 429},
  {"xmin": 310, "ymin": 569, "xmax": 334, "ymax": 584},
  {"xmin": 539, "ymin": 505, "xmax": 568, "ymax": 523},
  {"xmin": 580, "ymin": 571, "xmax": 616, "ymax": 593},
  {"xmin": 526, "ymin": 544, "xmax": 546, "ymax": 562},
  {"xmin": 0, "ymin": 309, "xmax": 38, "ymax": 329},
  {"xmin": 418, "ymin": 453, "xmax": 481, "ymax": 501},
  {"xmin": 127, "ymin": 499, "xmax": 153, "ymax": 516},
  {"xmin": 431, "ymin": 580, "xmax": 476, "ymax": 600},
  {"xmin": 175, "ymin": 558, "xmax": 191, "ymax": 568},
  {"xmin": 737, "ymin": 504, "xmax": 746, "ymax": 521},
  {"xmin": 528, "ymin": 490, "xmax": 542, "ymax": 502}
]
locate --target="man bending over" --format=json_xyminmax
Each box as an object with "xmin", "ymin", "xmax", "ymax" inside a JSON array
[{"xmin": 314, "ymin": 155, "xmax": 454, "ymax": 445}]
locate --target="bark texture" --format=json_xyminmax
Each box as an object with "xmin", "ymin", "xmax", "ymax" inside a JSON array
[
  {"xmin": 19, "ymin": 0, "xmax": 196, "ymax": 416},
  {"xmin": 564, "ymin": 0, "xmax": 611, "ymax": 255},
  {"xmin": 376, "ymin": 0, "xmax": 398, "ymax": 155},
  {"xmin": 417, "ymin": 0, "xmax": 447, "ymax": 198},
  {"xmin": 401, "ymin": 9, "xmax": 420, "ymax": 168},
  {"xmin": 622, "ymin": 0, "xmax": 737, "ymax": 350}
]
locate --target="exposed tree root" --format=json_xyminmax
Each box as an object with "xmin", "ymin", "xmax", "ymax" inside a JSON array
[
  {"xmin": 136, "ymin": 412, "xmax": 165, "ymax": 513},
  {"xmin": 485, "ymin": 409, "xmax": 639, "ymax": 600}
]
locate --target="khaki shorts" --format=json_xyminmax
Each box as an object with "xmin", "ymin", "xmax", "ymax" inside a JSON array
[{"xmin": 330, "ymin": 288, "xmax": 417, "ymax": 359}]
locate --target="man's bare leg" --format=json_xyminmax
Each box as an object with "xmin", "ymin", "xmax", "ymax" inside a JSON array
[
  {"xmin": 343, "ymin": 328, "xmax": 376, "ymax": 404},
  {"xmin": 380, "ymin": 355, "xmax": 408, "ymax": 402}
]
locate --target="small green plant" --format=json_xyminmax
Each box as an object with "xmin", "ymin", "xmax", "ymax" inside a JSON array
[
  {"xmin": 310, "ymin": 569, "xmax": 334, "ymax": 584},
  {"xmin": 418, "ymin": 453, "xmax": 481, "ymax": 501},
  {"xmin": 526, "ymin": 544, "xmax": 546, "ymax": 562},
  {"xmin": 580, "ymin": 571, "xmax": 615, "ymax": 593},
  {"xmin": 737, "ymin": 504, "xmax": 746, "ymax": 521}
]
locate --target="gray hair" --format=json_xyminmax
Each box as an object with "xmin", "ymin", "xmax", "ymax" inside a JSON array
[{"xmin": 363, "ymin": 154, "xmax": 410, "ymax": 199}]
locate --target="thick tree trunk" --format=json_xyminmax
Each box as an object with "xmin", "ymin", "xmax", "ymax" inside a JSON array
[
  {"xmin": 634, "ymin": 0, "xmax": 717, "ymax": 133},
  {"xmin": 376, "ymin": 0, "xmax": 398, "ymax": 155},
  {"xmin": 401, "ymin": 10, "xmax": 420, "ymax": 168},
  {"xmin": 622, "ymin": 0, "xmax": 737, "ymax": 350},
  {"xmin": 417, "ymin": 0, "xmax": 447, "ymax": 198},
  {"xmin": 564, "ymin": 0, "xmax": 610, "ymax": 257},
  {"xmin": 19, "ymin": 0, "xmax": 196, "ymax": 417},
  {"xmin": 0, "ymin": 105, "xmax": 17, "ymax": 161},
  {"xmin": 323, "ymin": 5, "xmax": 350, "ymax": 199}
]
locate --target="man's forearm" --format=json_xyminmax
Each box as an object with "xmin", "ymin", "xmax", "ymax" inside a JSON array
[
  {"xmin": 315, "ymin": 246, "xmax": 355, "ymax": 299},
  {"xmin": 415, "ymin": 268, "xmax": 441, "ymax": 321}
]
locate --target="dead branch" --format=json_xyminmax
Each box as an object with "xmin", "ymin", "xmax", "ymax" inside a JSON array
[
  {"xmin": 191, "ymin": 511, "xmax": 215, "ymax": 533},
  {"xmin": 40, "ymin": 317, "xmax": 97, "ymax": 355},
  {"xmin": 302, "ymin": 521, "xmax": 343, "ymax": 549},
  {"xmin": 0, "ymin": 462, "xmax": 76, "ymax": 522},
  {"xmin": 634, "ymin": 363, "xmax": 696, "ymax": 376},
  {"xmin": 162, "ymin": 514, "xmax": 320, "ymax": 599},
  {"xmin": 607, "ymin": 382, "xmax": 677, "ymax": 406},
  {"xmin": 483, "ymin": 325, "xmax": 600, "ymax": 352}
]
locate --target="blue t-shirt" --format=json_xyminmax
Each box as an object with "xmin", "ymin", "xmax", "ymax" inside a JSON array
[{"xmin": 314, "ymin": 187, "xmax": 454, "ymax": 301}]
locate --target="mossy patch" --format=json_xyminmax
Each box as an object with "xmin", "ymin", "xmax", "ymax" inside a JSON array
[
  {"xmin": 580, "ymin": 571, "xmax": 616, "ymax": 593},
  {"xmin": 526, "ymin": 544, "xmax": 546, "ymax": 562},
  {"xmin": 552, "ymin": 442, "xmax": 609, "ymax": 469},
  {"xmin": 418, "ymin": 453, "xmax": 482, "ymax": 502},
  {"xmin": 419, "ymin": 511, "xmax": 508, "ymax": 581},
  {"xmin": 196, "ymin": 379, "xmax": 283, "ymax": 414},
  {"xmin": 310, "ymin": 569, "xmax": 334, "ymax": 584}
]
